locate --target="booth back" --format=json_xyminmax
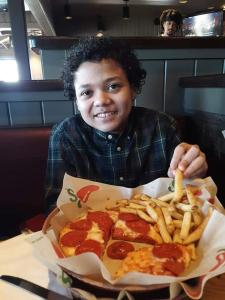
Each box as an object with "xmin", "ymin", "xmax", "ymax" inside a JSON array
[{"xmin": 0, "ymin": 127, "xmax": 52, "ymax": 238}]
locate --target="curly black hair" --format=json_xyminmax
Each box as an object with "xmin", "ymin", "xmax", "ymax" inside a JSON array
[
  {"xmin": 61, "ymin": 36, "xmax": 146, "ymax": 100},
  {"xmin": 160, "ymin": 9, "xmax": 183, "ymax": 33}
]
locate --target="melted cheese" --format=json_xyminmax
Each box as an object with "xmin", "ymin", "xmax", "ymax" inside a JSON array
[
  {"xmin": 86, "ymin": 222, "xmax": 104, "ymax": 244},
  {"xmin": 115, "ymin": 220, "xmax": 139, "ymax": 239}
]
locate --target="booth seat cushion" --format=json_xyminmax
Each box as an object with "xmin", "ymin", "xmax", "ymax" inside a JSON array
[{"xmin": 0, "ymin": 127, "xmax": 52, "ymax": 238}]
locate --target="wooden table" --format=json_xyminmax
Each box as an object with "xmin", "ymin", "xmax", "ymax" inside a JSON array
[{"xmin": 201, "ymin": 273, "xmax": 225, "ymax": 300}]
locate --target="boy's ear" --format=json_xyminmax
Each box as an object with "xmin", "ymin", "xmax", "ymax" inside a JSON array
[{"xmin": 131, "ymin": 90, "xmax": 136, "ymax": 101}]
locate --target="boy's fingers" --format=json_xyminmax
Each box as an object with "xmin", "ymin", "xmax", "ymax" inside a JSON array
[
  {"xmin": 183, "ymin": 155, "xmax": 207, "ymax": 178},
  {"xmin": 169, "ymin": 143, "xmax": 207, "ymax": 178},
  {"xmin": 178, "ymin": 145, "xmax": 200, "ymax": 172},
  {"xmin": 170, "ymin": 143, "xmax": 188, "ymax": 170}
]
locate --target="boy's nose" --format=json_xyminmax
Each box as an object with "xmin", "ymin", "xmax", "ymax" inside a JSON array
[{"xmin": 94, "ymin": 90, "xmax": 110, "ymax": 105}]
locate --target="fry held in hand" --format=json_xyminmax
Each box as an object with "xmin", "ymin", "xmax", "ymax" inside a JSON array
[{"xmin": 173, "ymin": 169, "xmax": 184, "ymax": 202}]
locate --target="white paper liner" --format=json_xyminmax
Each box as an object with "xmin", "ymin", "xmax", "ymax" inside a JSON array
[{"xmin": 28, "ymin": 173, "xmax": 225, "ymax": 299}]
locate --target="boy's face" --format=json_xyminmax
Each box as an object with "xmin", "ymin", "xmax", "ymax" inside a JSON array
[
  {"xmin": 163, "ymin": 20, "xmax": 178, "ymax": 36},
  {"xmin": 74, "ymin": 59, "xmax": 135, "ymax": 133}
]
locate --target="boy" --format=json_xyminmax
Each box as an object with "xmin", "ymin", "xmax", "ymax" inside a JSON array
[{"xmin": 45, "ymin": 37, "xmax": 207, "ymax": 212}]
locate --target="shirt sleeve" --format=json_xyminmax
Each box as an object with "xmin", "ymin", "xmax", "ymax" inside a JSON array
[{"xmin": 44, "ymin": 124, "xmax": 66, "ymax": 214}]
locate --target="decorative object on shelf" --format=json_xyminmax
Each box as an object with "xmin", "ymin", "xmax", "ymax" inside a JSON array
[{"xmin": 122, "ymin": 0, "xmax": 130, "ymax": 20}]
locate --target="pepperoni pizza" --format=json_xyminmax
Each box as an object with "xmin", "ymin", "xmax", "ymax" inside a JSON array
[{"xmin": 59, "ymin": 210, "xmax": 191, "ymax": 276}]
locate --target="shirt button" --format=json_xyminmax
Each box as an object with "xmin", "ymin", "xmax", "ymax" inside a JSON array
[
  {"xmin": 117, "ymin": 146, "xmax": 121, "ymax": 151},
  {"xmin": 108, "ymin": 134, "xmax": 112, "ymax": 140},
  {"xmin": 119, "ymin": 177, "xmax": 124, "ymax": 181}
]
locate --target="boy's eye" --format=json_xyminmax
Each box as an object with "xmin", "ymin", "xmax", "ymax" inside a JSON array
[
  {"xmin": 80, "ymin": 90, "xmax": 92, "ymax": 97},
  {"xmin": 107, "ymin": 83, "xmax": 121, "ymax": 91}
]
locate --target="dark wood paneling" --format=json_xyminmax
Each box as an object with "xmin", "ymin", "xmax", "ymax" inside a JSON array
[
  {"xmin": 30, "ymin": 36, "xmax": 225, "ymax": 51},
  {"xmin": 184, "ymin": 110, "xmax": 225, "ymax": 204},
  {"xmin": 179, "ymin": 74, "xmax": 225, "ymax": 88},
  {"xmin": 0, "ymin": 80, "xmax": 63, "ymax": 92}
]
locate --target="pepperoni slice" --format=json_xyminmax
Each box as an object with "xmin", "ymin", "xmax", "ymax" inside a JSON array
[
  {"xmin": 152, "ymin": 243, "xmax": 183, "ymax": 259},
  {"xmin": 107, "ymin": 241, "xmax": 135, "ymax": 260},
  {"xmin": 112, "ymin": 227, "xmax": 124, "ymax": 239},
  {"xmin": 118, "ymin": 213, "xmax": 140, "ymax": 222},
  {"xmin": 163, "ymin": 259, "xmax": 185, "ymax": 276},
  {"xmin": 75, "ymin": 239, "xmax": 102, "ymax": 257},
  {"xmin": 87, "ymin": 211, "xmax": 113, "ymax": 230},
  {"xmin": 125, "ymin": 219, "xmax": 149, "ymax": 234},
  {"xmin": 70, "ymin": 219, "xmax": 92, "ymax": 231},
  {"xmin": 60, "ymin": 230, "xmax": 87, "ymax": 247}
]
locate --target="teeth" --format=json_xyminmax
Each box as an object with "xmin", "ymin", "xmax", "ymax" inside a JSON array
[{"xmin": 96, "ymin": 112, "xmax": 115, "ymax": 118}]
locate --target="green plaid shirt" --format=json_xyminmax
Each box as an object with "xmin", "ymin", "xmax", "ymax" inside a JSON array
[{"xmin": 45, "ymin": 107, "xmax": 180, "ymax": 212}]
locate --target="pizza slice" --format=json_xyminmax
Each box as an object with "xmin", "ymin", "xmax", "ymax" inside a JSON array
[
  {"xmin": 59, "ymin": 210, "xmax": 115, "ymax": 258},
  {"xmin": 116, "ymin": 243, "xmax": 191, "ymax": 277},
  {"xmin": 111, "ymin": 212, "xmax": 163, "ymax": 244}
]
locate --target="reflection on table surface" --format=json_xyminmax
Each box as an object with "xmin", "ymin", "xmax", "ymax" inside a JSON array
[{"xmin": 1, "ymin": 233, "xmax": 225, "ymax": 300}]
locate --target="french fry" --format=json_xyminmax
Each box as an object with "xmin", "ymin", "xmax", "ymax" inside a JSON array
[
  {"xmin": 186, "ymin": 243, "xmax": 197, "ymax": 260},
  {"xmin": 158, "ymin": 192, "xmax": 175, "ymax": 202},
  {"xmin": 129, "ymin": 199, "xmax": 149, "ymax": 207},
  {"xmin": 155, "ymin": 207, "xmax": 172, "ymax": 243},
  {"xmin": 133, "ymin": 194, "xmax": 156, "ymax": 207},
  {"xmin": 173, "ymin": 229, "xmax": 183, "ymax": 244},
  {"xmin": 186, "ymin": 185, "xmax": 197, "ymax": 206},
  {"xmin": 150, "ymin": 198, "xmax": 170, "ymax": 208},
  {"xmin": 116, "ymin": 199, "xmax": 129, "ymax": 205},
  {"xmin": 176, "ymin": 203, "xmax": 198, "ymax": 212},
  {"xmin": 183, "ymin": 207, "xmax": 213, "ymax": 245},
  {"xmin": 149, "ymin": 225, "xmax": 163, "ymax": 244},
  {"xmin": 119, "ymin": 207, "xmax": 137, "ymax": 214},
  {"xmin": 161, "ymin": 207, "xmax": 175, "ymax": 234},
  {"xmin": 140, "ymin": 194, "xmax": 152, "ymax": 201},
  {"xmin": 133, "ymin": 194, "xmax": 142, "ymax": 200},
  {"xmin": 127, "ymin": 203, "xmax": 146, "ymax": 210},
  {"xmin": 173, "ymin": 169, "xmax": 184, "ymax": 202},
  {"xmin": 173, "ymin": 219, "xmax": 183, "ymax": 228},
  {"xmin": 170, "ymin": 210, "xmax": 184, "ymax": 220},
  {"xmin": 136, "ymin": 209, "xmax": 155, "ymax": 223},
  {"xmin": 180, "ymin": 211, "xmax": 192, "ymax": 240},
  {"xmin": 174, "ymin": 219, "xmax": 195, "ymax": 229},
  {"xmin": 146, "ymin": 204, "xmax": 158, "ymax": 222},
  {"xmin": 192, "ymin": 211, "xmax": 203, "ymax": 226}
]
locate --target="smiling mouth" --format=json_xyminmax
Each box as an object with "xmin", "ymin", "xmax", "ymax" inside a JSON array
[{"xmin": 94, "ymin": 112, "xmax": 117, "ymax": 118}]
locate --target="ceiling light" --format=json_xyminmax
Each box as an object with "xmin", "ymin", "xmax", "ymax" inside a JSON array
[
  {"xmin": 64, "ymin": 1, "xmax": 72, "ymax": 20},
  {"xmin": 123, "ymin": 0, "xmax": 130, "ymax": 20},
  {"xmin": 96, "ymin": 32, "xmax": 104, "ymax": 37},
  {"xmin": 96, "ymin": 15, "xmax": 105, "ymax": 37},
  {"xmin": 222, "ymin": 5, "xmax": 225, "ymax": 10},
  {"xmin": 179, "ymin": 0, "xmax": 188, "ymax": 3}
]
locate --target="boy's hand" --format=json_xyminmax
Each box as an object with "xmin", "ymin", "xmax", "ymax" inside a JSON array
[{"xmin": 168, "ymin": 143, "xmax": 208, "ymax": 179}]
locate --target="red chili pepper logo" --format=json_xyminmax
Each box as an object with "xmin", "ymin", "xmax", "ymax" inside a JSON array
[{"xmin": 77, "ymin": 185, "xmax": 99, "ymax": 203}]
